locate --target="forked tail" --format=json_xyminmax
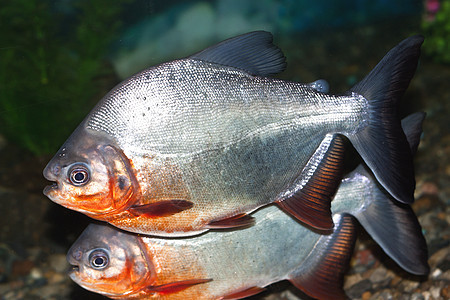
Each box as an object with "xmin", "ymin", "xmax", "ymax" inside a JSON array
[{"xmin": 347, "ymin": 35, "xmax": 424, "ymax": 204}]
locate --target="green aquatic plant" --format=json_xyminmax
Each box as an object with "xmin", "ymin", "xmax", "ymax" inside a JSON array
[
  {"xmin": 0, "ymin": 0, "xmax": 130, "ymax": 155},
  {"xmin": 422, "ymin": 0, "xmax": 450, "ymax": 64}
]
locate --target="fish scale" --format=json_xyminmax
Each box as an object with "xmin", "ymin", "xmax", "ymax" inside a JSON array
[{"xmin": 87, "ymin": 59, "xmax": 363, "ymax": 155}]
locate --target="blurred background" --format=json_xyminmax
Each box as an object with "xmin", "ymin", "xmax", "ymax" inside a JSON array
[{"xmin": 0, "ymin": 0, "xmax": 448, "ymax": 299}]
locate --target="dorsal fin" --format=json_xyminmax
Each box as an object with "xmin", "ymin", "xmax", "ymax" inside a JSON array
[
  {"xmin": 189, "ymin": 31, "xmax": 287, "ymax": 76},
  {"xmin": 288, "ymin": 214, "xmax": 356, "ymax": 300}
]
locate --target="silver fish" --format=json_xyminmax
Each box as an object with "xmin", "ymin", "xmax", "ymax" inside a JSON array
[
  {"xmin": 66, "ymin": 113, "xmax": 429, "ymax": 300},
  {"xmin": 44, "ymin": 32, "xmax": 423, "ymax": 236}
]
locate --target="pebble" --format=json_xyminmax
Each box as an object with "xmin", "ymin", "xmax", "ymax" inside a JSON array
[
  {"xmin": 429, "ymin": 246, "xmax": 450, "ymax": 268},
  {"xmin": 29, "ymin": 268, "xmax": 43, "ymax": 280},
  {"xmin": 50, "ymin": 253, "xmax": 68, "ymax": 273},
  {"xmin": 45, "ymin": 270, "xmax": 65, "ymax": 284},
  {"xmin": 11, "ymin": 259, "xmax": 34, "ymax": 277},
  {"xmin": 370, "ymin": 289, "xmax": 393, "ymax": 300},
  {"xmin": 431, "ymin": 268, "xmax": 442, "ymax": 278},
  {"xmin": 442, "ymin": 284, "xmax": 450, "ymax": 298},
  {"xmin": 344, "ymin": 273, "xmax": 363, "ymax": 289},
  {"xmin": 430, "ymin": 286, "xmax": 442, "ymax": 298},
  {"xmin": 400, "ymin": 279, "xmax": 420, "ymax": 293},
  {"xmin": 362, "ymin": 291, "xmax": 372, "ymax": 300},
  {"xmin": 418, "ymin": 182, "xmax": 439, "ymax": 196},
  {"xmin": 390, "ymin": 273, "xmax": 405, "ymax": 287},
  {"xmin": 347, "ymin": 279, "xmax": 372, "ymax": 299},
  {"xmin": 369, "ymin": 267, "xmax": 389, "ymax": 284},
  {"xmin": 422, "ymin": 291, "xmax": 431, "ymax": 300},
  {"xmin": 410, "ymin": 292, "xmax": 425, "ymax": 300},
  {"xmin": 430, "ymin": 286, "xmax": 442, "ymax": 299},
  {"xmin": 440, "ymin": 270, "xmax": 450, "ymax": 280}
]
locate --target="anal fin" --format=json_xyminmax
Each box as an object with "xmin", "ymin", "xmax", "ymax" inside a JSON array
[
  {"xmin": 206, "ymin": 213, "xmax": 255, "ymax": 229},
  {"xmin": 220, "ymin": 286, "xmax": 266, "ymax": 299},
  {"xmin": 145, "ymin": 278, "xmax": 212, "ymax": 295},
  {"xmin": 276, "ymin": 134, "xmax": 346, "ymax": 230},
  {"xmin": 288, "ymin": 214, "xmax": 357, "ymax": 300},
  {"xmin": 129, "ymin": 200, "xmax": 193, "ymax": 218}
]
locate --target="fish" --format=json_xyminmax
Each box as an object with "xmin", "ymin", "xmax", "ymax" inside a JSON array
[
  {"xmin": 66, "ymin": 113, "xmax": 429, "ymax": 300},
  {"xmin": 43, "ymin": 31, "xmax": 423, "ymax": 236}
]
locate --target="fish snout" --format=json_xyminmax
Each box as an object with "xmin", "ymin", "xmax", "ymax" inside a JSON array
[
  {"xmin": 43, "ymin": 161, "xmax": 61, "ymax": 181},
  {"xmin": 67, "ymin": 248, "xmax": 82, "ymax": 274},
  {"xmin": 43, "ymin": 162, "xmax": 61, "ymax": 196}
]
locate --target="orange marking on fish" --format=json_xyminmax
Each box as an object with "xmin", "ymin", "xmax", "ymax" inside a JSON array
[
  {"xmin": 96, "ymin": 238, "xmax": 213, "ymax": 299},
  {"xmin": 133, "ymin": 240, "xmax": 213, "ymax": 299},
  {"xmin": 81, "ymin": 257, "xmax": 154, "ymax": 298},
  {"xmin": 97, "ymin": 155, "xmax": 216, "ymax": 234}
]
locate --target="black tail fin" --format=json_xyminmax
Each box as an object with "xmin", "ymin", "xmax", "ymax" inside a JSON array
[
  {"xmin": 347, "ymin": 35, "xmax": 424, "ymax": 204},
  {"xmin": 351, "ymin": 112, "xmax": 429, "ymax": 275}
]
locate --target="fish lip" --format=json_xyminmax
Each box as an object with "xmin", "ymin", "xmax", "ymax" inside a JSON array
[
  {"xmin": 43, "ymin": 182, "xmax": 58, "ymax": 196},
  {"xmin": 68, "ymin": 264, "xmax": 79, "ymax": 275},
  {"xmin": 43, "ymin": 162, "xmax": 61, "ymax": 197}
]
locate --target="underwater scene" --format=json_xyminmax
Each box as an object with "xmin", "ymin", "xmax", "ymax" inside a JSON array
[{"xmin": 0, "ymin": 0, "xmax": 449, "ymax": 299}]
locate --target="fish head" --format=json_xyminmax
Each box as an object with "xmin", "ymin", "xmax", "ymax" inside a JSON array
[
  {"xmin": 67, "ymin": 223, "xmax": 153, "ymax": 297},
  {"xmin": 43, "ymin": 126, "xmax": 140, "ymax": 217}
]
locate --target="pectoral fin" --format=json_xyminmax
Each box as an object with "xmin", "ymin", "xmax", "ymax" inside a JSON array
[
  {"xmin": 145, "ymin": 279, "xmax": 212, "ymax": 295},
  {"xmin": 129, "ymin": 200, "xmax": 193, "ymax": 217},
  {"xmin": 276, "ymin": 134, "xmax": 346, "ymax": 230},
  {"xmin": 220, "ymin": 286, "xmax": 266, "ymax": 299},
  {"xmin": 288, "ymin": 214, "xmax": 356, "ymax": 300},
  {"xmin": 206, "ymin": 213, "xmax": 255, "ymax": 229}
]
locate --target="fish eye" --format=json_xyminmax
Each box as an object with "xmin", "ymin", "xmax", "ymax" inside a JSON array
[
  {"xmin": 68, "ymin": 164, "xmax": 90, "ymax": 186},
  {"xmin": 89, "ymin": 249, "xmax": 109, "ymax": 270}
]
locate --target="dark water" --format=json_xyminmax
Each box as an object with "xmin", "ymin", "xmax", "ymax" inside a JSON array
[{"xmin": 0, "ymin": 1, "xmax": 449, "ymax": 299}]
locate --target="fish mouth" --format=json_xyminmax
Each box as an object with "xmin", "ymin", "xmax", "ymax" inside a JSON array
[
  {"xmin": 43, "ymin": 182, "xmax": 59, "ymax": 197},
  {"xmin": 67, "ymin": 263, "xmax": 80, "ymax": 281},
  {"xmin": 43, "ymin": 162, "xmax": 61, "ymax": 197},
  {"xmin": 68, "ymin": 264, "xmax": 79, "ymax": 274}
]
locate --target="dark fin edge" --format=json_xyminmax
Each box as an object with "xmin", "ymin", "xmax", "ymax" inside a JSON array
[
  {"xmin": 145, "ymin": 278, "xmax": 212, "ymax": 295},
  {"xmin": 206, "ymin": 213, "xmax": 255, "ymax": 229},
  {"xmin": 129, "ymin": 200, "xmax": 193, "ymax": 218},
  {"xmin": 276, "ymin": 134, "xmax": 346, "ymax": 230},
  {"xmin": 190, "ymin": 31, "xmax": 287, "ymax": 76},
  {"xmin": 220, "ymin": 286, "xmax": 266, "ymax": 300},
  {"xmin": 288, "ymin": 214, "xmax": 356, "ymax": 300},
  {"xmin": 347, "ymin": 35, "xmax": 424, "ymax": 204}
]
